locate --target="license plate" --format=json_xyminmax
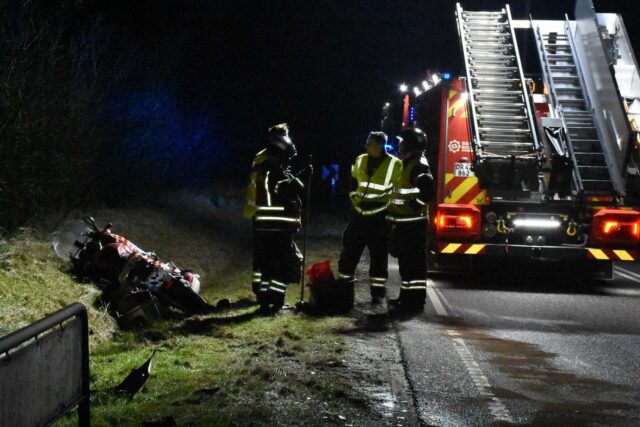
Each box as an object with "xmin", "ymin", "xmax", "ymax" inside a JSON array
[{"xmin": 454, "ymin": 162, "xmax": 474, "ymax": 177}]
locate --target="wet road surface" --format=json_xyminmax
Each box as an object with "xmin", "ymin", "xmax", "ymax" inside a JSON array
[{"xmin": 390, "ymin": 261, "xmax": 640, "ymax": 426}]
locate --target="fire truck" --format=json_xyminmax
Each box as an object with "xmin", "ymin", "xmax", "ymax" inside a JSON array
[{"xmin": 405, "ymin": 0, "xmax": 640, "ymax": 278}]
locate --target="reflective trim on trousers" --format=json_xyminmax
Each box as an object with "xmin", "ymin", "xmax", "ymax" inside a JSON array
[
  {"xmin": 252, "ymin": 271, "xmax": 262, "ymax": 284},
  {"xmin": 269, "ymin": 280, "xmax": 288, "ymax": 294},
  {"xmin": 259, "ymin": 281, "xmax": 269, "ymax": 293},
  {"xmin": 401, "ymin": 280, "xmax": 426, "ymax": 290},
  {"xmin": 370, "ymin": 277, "xmax": 387, "ymax": 288},
  {"xmin": 338, "ymin": 272, "xmax": 355, "ymax": 281}
]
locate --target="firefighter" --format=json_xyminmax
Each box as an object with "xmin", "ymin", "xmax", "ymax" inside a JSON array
[
  {"xmin": 244, "ymin": 123, "xmax": 304, "ymax": 313},
  {"xmin": 386, "ymin": 128, "xmax": 435, "ymax": 312},
  {"xmin": 337, "ymin": 131, "xmax": 403, "ymax": 303}
]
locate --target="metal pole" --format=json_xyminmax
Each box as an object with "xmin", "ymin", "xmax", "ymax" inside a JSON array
[{"xmin": 300, "ymin": 155, "xmax": 313, "ymax": 303}]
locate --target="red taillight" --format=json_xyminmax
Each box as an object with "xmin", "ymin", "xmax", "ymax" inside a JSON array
[
  {"xmin": 435, "ymin": 204, "xmax": 481, "ymax": 241},
  {"xmin": 602, "ymin": 221, "xmax": 618, "ymax": 234},
  {"xmin": 591, "ymin": 209, "xmax": 640, "ymax": 247}
]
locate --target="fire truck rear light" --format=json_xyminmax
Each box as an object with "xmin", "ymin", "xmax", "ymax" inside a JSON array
[
  {"xmin": 459, "ymin": 215, "xmax": 473, "ymax": 228},
  {"xmin": 591, "ymin": 209, "xmax": 640, "ymax": 247},
  {"xmin": 436, "ymin": 204, "xmax": 481, "ymax": 241},
  {"xmin": 437, "ymin": 214, "xmax": 473, "ymax": 229},
  {"xmin": 603, "ymin": 221, "xmax": 619, "ymax": 234}
]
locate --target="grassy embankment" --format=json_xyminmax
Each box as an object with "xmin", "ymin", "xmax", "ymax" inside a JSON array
[{"xmin": 0, "ymin": 196, "xmax": 367, "ymax": 426}]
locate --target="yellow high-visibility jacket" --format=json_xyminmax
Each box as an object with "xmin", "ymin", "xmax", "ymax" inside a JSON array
[
  {"xmin": 244, "ymin": 149, "xmax": 302, "ymax": 231},
  {"xmin": 386, "ymin": 153, "xmax": 434, "ymax": 223},
  {"xmin": 349, "ymin": 153, "xmax": 402, "ymax": 216}
]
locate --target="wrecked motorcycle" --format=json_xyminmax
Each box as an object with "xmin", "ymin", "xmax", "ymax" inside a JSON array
[{"xmin": 53, "ymin": 217, "xmax": 212, "ymax": 326}]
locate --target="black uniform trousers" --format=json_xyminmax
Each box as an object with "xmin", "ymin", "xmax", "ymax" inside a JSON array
[
  {"xmin": 389, "ymin": 220, "xmax": 427, "ymax": 305},
  {"xmin": 338, "ymin": 210, "xmax": 391, "ymax": 298},
  {"xmin": 252, "ymin": 229, "xmax": 302, "ymax": 305}
]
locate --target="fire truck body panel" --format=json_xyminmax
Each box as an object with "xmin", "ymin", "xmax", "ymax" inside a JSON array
[{"xmin": 426, "ymin": 0, "xmax": 640, "ymax": 274}]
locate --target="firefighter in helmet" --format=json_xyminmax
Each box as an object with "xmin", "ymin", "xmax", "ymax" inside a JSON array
[
  {"xmin": 387, "ymin": 128, "xmax": 435, "ymax": 312},
  {"xmin": 337, "ymin": 131, "xmax": 403, "ymax": 303},
  {"xmin": 244, "ymin": 123, "xmax": 304, "ymax": 312}
]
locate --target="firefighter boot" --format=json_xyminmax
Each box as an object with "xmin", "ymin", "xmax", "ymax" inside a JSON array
[
  {"xmin": 370, "ymin": 285, "xmax": 386, "ymax": 305},
  {"xmin": 257, "ymin": 293, "xmax": 271, "ymax": 313},
  {"xmin": 388, "ymin": 290, "xmax": 425, "ymax": 314},
  {"xmin": 255, "ymin": 282, "xmax": 271, "ymax": 313},
  {"xmin": 270, "ymin": 290, "xmax": 286, "ymax": 313}
]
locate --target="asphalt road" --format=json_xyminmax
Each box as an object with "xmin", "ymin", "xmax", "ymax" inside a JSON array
[{"xmin": 390, "ymin": 260, "xmax": 640, "ymax": 426}]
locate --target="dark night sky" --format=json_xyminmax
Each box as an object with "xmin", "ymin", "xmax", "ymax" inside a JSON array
[{"xmin": 94, "ymin": 0, "xmax": 640, "ymax": 173}]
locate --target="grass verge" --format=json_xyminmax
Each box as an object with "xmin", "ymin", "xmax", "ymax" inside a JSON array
[{"xmin": 0, "ymin": 204, "xmax": 372, "ymax": 426}]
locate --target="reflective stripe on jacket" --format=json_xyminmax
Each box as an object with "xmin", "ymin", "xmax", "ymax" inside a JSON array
[
  {"xmin": 349, "ymin": 153, "xmax": 402, "ymax": 216},
  {"xmin": 386, "ymin": 155, "xmax": 430, "ymax": 223},
  {"xmin": 243, "ymin": 149, "xmax": 268, "ymax": 219},
  {"xmin": 244, "ymin": 149, "xmax": 302, "ymax": 231}
]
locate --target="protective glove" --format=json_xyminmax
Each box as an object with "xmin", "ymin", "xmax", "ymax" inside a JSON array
[{"xmin": 296, "ymin": 164, "xmax": 314, "ymax": 182}]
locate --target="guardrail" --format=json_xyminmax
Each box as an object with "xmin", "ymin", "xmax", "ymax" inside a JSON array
[{"xmin": 0, "ymin": 303, "xmax": 90, "ymax": 427}]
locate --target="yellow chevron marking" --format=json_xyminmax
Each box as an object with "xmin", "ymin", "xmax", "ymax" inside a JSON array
[
  {"xmin": 613, "ymin": 250, "xmax": 634, "ymax": 261},
  {"xmin": 448, "ymin": 98, "xmax": 468, "ymax": 117},
  {"xmin": 591, "ymin": 205, "xmax": 633, "ymax": 211},
  {"xmin": 441, "ymin": 243, "xmax": 462, "ymax": 254},
  {"xmin": 449, "ymin": 90, "xmax": 457, "ymax": 100},
  {"xmin": 465, "ymin": 244, "xmax": 485, "ymax": 255},
  {"xmin": 588, "ymin": 248, "xmax": 609, "ymax": 260},
  {"xmin": 445, "ymin": 173, "xmax": 455, "ymax": 185},
  {"xmin": 446, "ymin": 178, "xmax": 478, "ymax": 204},
  {"xmin": 471, "ymin": 190, "xmax": 488, "ymax": 205}
]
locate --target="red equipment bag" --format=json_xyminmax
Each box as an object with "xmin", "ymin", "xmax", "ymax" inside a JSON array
[
  {"xmin": 306, "ymin": 260, "xmax": 335, "ymax": 284},
  {"xmin": 306, "ymin": 261, "xmax": 353, "ymax": 313}
]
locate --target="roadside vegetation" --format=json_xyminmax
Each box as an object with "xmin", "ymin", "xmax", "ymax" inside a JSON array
[{"xmin": 0, "ymin": 194, "xmax": 375, "ymax": 426}]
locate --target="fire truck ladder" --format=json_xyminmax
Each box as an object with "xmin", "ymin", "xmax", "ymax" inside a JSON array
[
  {"xmin": 534, "ymin": 22, "xmax": 614, "ymax": 194},
  {"xmin": 456, "ymin": 3, "xmax": 540, "ymax": 159}
]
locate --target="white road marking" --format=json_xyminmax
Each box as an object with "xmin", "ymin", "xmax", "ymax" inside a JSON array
[
  {"xmin": 426, "ymin": 281, "xmax": 514, "ymax": 424},
  {"xmin": 614, "ymin": 269, "xmax": 640, "ymax": 283},
  {"xmin": 614, "ymin": 266, "xmax": 640, "ymax": 282},
  {"xmin": 596, "ymin": 286, "xmax": 640, "ymax": 296},
  {"xmin": 426, "ymin": 280, "xmax": 447, "ymax": 316}
]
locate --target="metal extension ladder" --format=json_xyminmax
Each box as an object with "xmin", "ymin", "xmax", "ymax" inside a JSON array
[
  {"xmin": 535, "ymin": 23, "xmax": 614, "ymax": 194},
  {"xmin": 456, "ymin": 3, "xmax": 539, "ymax": 159}
]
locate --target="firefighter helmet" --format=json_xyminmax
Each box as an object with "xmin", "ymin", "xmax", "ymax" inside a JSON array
[
  {"xmin": 398, "ymin": 128, "xmax": 427, "ymax": 156},
  {"xmin": 267, "ymin": 123, "xmax": 297, "ymax": 159}
]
